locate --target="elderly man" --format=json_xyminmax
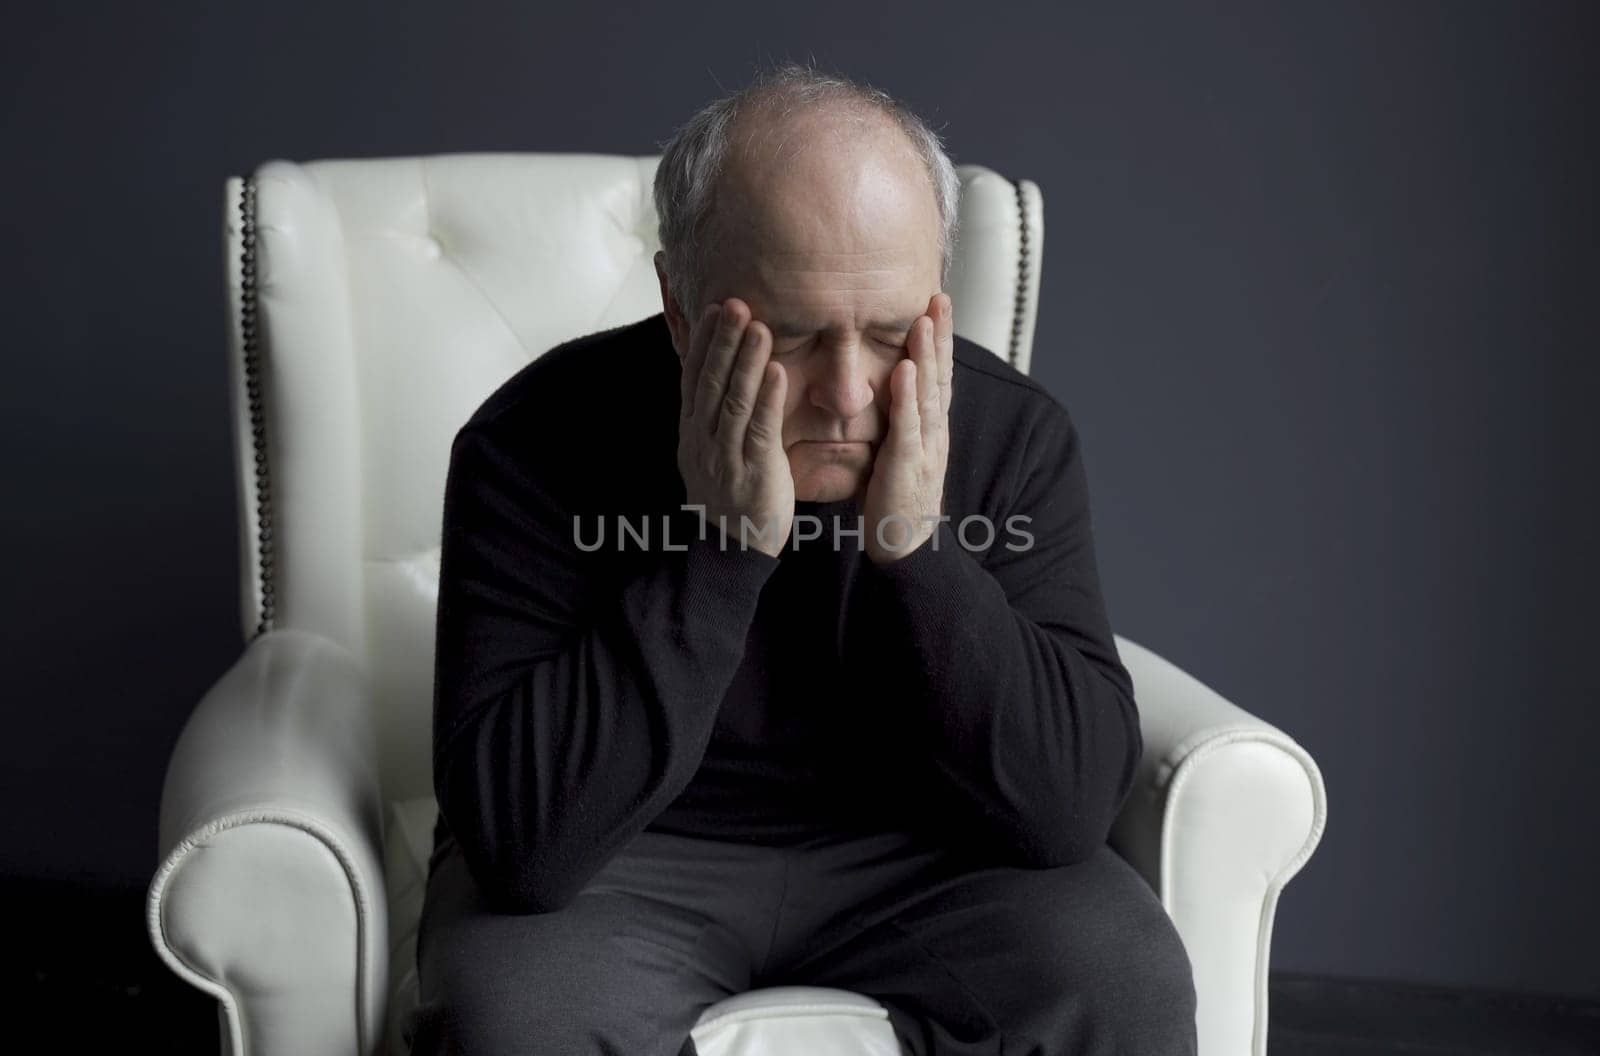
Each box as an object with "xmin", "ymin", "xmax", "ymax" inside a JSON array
[{"xmin": 409, "ymin": 62, "xmax": 1197, "ymax": 1055}]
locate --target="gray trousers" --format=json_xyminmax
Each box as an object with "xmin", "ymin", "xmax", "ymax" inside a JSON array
[{"xmin": 406, "ymin": 825, "xmax": 1198, "ymax": 1055}]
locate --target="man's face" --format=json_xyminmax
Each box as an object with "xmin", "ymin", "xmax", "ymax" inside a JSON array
[{"xmin": 659, "ymin": 115, "xmax": 944, "ymax": 503}]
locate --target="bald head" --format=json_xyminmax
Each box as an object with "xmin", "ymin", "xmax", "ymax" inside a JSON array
[{"xmin": 653, "ymin": 61, "xmax": 960, "ymax": 321}]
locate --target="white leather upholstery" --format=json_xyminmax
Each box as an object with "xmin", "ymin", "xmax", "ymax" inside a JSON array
[
  {"xmin": 1110, "ymin": 639, "xmax": 1327, "ymax": 1054},
  {"xmin": 148, "ymin": 628, "xmax": 386, "ymax": 1056},
  {"xmin": 147, "ymin": 152, "xmax": 1327, "ymax": 1056}
]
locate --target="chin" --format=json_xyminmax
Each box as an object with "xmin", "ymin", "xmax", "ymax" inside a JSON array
[
  {"xmin": 797, "ymin": 484, "xmax": 857, "ymax": 503},
  {"xmin": 792, "ymin": 461, "xmax": 864, "ymax": 503}
]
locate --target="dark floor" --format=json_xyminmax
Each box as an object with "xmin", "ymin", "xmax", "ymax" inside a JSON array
[
  {"xmin": 12, "ymin": 874, "xmax": 1599, "ymax": 1053},
  {"xmin": 1270, "ymin": 973, "xmax": 1600, "ymax": 1055}
]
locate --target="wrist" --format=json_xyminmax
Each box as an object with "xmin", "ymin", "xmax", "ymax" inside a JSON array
[{"xmin": 865, "ymin": 521, "xmax": 936, "ymax": 565}]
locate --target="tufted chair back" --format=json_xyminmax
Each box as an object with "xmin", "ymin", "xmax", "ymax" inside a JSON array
[{"xmin": 228, "ymin": 152, "xmax": 1043, "ymax": 805}]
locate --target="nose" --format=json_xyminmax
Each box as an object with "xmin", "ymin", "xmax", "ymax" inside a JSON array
[{"xmin": 807, "ymin": 340, "xmax": 877, "ymax": 420}]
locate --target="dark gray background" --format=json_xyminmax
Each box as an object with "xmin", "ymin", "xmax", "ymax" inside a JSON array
[{"xmin": 3, "ymin": 0, "xmax": 1594, "ymax": 1000}]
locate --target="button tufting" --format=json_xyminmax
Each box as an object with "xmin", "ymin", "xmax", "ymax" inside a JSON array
[{"xmin": 420, "ymin": 233, "xmax": 444, "ymax": 259}]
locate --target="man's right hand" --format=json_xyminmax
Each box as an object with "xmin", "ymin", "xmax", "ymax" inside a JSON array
[{"xmin": 677, "ymin": 298, "xmax": 794, "ymax": 558}]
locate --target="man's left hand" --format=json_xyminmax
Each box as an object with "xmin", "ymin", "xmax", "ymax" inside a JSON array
[{"xmin": 861, "ymin": 291, "xmax": 953, "ymax": 565}]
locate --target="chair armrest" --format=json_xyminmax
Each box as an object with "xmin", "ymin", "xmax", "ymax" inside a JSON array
[
  {"xmin": 1107, "ymin": 634, "xmax": 1328, "ymax": 1056},
  {"xmin": 146, "ymin": 628, "xmax": 389, "ymax": 1056}
]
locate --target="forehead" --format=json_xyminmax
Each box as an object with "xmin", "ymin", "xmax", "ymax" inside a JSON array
[
  {"xmin": 736, "ymin": 254, "xmax": 929, "ymax": 331},
  {"xmin": 716, "ymin": 248, "xmax": 936, "ymax": 338}
]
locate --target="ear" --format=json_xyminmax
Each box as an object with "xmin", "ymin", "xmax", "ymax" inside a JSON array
[{"xmin": 654, "ymin": 252, "xmax": 689, "ymax": 359}]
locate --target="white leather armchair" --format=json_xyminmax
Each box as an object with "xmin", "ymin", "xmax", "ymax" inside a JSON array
[{"xmin": 147, "ymin": 152, "xmax": 1328, "ymax": 1056}]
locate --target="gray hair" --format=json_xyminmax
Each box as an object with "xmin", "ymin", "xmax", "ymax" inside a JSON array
[{"xmin": 652, "ymin": 59, "xmax": 961, "ymax": 321}]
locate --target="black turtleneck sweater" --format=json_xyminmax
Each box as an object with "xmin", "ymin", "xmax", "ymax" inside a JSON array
[{"xmin": 429, "ymin": 312, "xmax": 1140, "ymax": 914}]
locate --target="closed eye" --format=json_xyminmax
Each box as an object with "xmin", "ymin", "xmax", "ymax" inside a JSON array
[{"xmin": 772, "ymin": 337, "xmax": 907, "ymax": 356}]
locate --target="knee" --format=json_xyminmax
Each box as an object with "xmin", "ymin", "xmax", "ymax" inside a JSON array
[
  {"xmin": 1100, "ymin": 904, "xmax": 1198, "ymax": 1051},
  {"xmin": 409, "ymin": 949, "xmax": 571, "ymax": 1055},
  {"xmin": 1010, "ymin": 912, "xmax": 1197, "ymax": 1049},
  {"xmin": 409, "ymin": 871, "xmax": 709, "ymax": 1056},
  {"xmin": 1004, "ymin": 857, "xmax": 1198, "ymax": 1052}
]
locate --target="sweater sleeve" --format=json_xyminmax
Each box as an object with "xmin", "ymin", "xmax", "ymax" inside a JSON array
[
  {"xmin": 847, "ymin": 401, "xmax": 1140, "ymax": 868},
  {"xmin": 431, "ymin": 424, "xmax": 778, "ymax": 913}
]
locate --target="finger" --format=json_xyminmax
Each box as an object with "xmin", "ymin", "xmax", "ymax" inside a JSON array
[
  {"xmin": 694, "ymin": 299, "xmax": 749, "ymax": 430},
  {"xmin": 935, "ymin": 292, "xmax": 953, "ymax": 413},
  {"xmin": 744, "ymin": 360, "xmax": 787, "ymax": 462},
  {"xmin": 913, "ymin": 315, "xmax": 940, "ymax": 447},
  {"xmin": 889, "ymin": 357, "xmax": 921, "ymax": 455},
  {"xmin": 716, "ymin": 320, "xmax": 770, "ymax": 442},
  {"xmin": 680, "ymin": 302, "xmax": 721, "ymax": 420}
]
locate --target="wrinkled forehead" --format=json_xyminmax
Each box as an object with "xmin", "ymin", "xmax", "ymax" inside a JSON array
[{"xmin": 708, "ymin": 179, "xmax": 941, "ymax": 295}]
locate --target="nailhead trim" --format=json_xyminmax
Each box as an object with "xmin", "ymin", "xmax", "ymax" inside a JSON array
[
  {"xmin": 1009, "ymin": 178, "xmax": 1030, "ymax": 370},
  {"xmin": 239, "ymin": 176, "xmax": 275, "ymax": 637}
]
